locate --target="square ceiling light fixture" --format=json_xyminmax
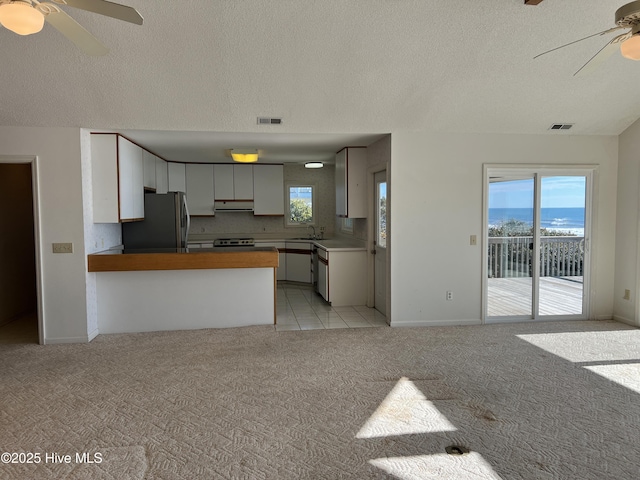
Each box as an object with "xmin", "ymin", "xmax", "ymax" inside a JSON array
[{"xmin": 230, "ymin": 149, "xmax": 260, "ymax": 163}]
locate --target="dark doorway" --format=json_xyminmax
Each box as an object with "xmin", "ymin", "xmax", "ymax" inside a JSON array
[{"xmin": 0, "ymin": 163, "xmax": 38, "ymax": 343}]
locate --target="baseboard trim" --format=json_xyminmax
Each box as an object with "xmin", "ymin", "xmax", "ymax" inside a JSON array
[
  {"xmin": 596, "ymin": 314, "xmax": 614, "ymax": 321},
  {"xmin": 391, "ymin": 319, "xmax": 481, "ymax": 328},
  {"xmin": 87, "ymin": 328, "xmax": 100, "ymax": 342},
  {"xmin": 613, "ymin": 315, "xmax": 638, "ymax": 327},
  {"xmin": 44, "ymin": 333, "xmax": 95, "ymax": 344}
]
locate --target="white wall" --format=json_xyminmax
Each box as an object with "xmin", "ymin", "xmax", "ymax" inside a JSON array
[
  {"xmin": 0, "ymin": 127, "xmax": 91, "ymax": 343},
  {"xmin": 614, "ymin": 118, "xmax": 640, "ymax": 326},
  {"xmin": 390, "ymin": 132, "xmax": 618, "ymax": 326}
]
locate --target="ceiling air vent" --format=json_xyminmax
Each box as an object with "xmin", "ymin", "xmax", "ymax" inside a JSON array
[
  {"xmin": 257, "ymin": 117, "xmax": 283, "ymax": 125},
  {"xmin": 549, "ymin": 123, "xmax": 574, "ymax": 130}
]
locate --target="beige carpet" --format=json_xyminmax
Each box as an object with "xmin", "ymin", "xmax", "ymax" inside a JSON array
[{"xmin": 1, "ymin": 320, "xmax": 639, "ymax": 479}]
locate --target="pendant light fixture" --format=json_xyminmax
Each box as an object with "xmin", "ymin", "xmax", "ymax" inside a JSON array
[{"xmin": 0, "ymin": 1, "xmax": 45, "ymax": 35}]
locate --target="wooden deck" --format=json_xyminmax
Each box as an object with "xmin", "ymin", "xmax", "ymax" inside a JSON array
[{"xmin": 487, "ymin": 276, "xmax": 583, "ymax": 317}]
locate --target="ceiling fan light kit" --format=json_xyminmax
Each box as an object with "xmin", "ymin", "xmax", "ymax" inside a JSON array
[
  {"xmin": 0, "ymin": 1, "xmax": 44, "ymax": 35},
  {"xmin": 0, "ymin": 0, "xmax": 143, "ymax": 55},
  {"xmin": 535, "ymin": 0, "xmax": 640, "ymax": 74},
  {"xmin": 621, "ymin": 32, "xmax": 640, "ymax": 60}
]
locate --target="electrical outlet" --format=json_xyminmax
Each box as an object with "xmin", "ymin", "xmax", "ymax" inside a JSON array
[
  {"xmin": 624, "ymin": 289, "xmax": 631, "ymax": 300},
  {"xmin": 470, "ymin": 235, "xmax": 477, "ymax": 246},
  {"xmin": 52, "ymin": 242, "xmax": 73, "ymax": 254},
  {"xmin": 446, "ymin": 291, "xmax": 453, "ymax": 301}
]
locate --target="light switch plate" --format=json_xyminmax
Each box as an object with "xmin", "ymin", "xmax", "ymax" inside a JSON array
[
  {"xmin": 470, "ymin": 235, "xmax": 477, "ymax": 246},
  {"xmin": 52, "ymin": 243, "xmax": 73, "ymax": 254}
]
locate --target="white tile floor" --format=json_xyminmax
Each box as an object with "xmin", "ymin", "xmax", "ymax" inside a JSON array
[{"xmin": 276, "ymin": 283, "xmax": 388, "ymax": 331}]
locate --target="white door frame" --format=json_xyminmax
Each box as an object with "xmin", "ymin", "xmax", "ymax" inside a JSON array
[
  {"xmin": 0, "ymin": 155, "xmax": 44, "ymax": 344},
  {"xmin": 482, "ymin": 164, "xmax": 597, "ymax": 324},
  {"xmin": 367, "ymin": 163, "xmax": 390, "ymax": 318}
]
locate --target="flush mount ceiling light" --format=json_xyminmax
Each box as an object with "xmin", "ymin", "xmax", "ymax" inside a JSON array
[
  {"xmin": 230, "ymin": 150, "xmax": 259, "ymax": 163},
  {"xmin": 304, "ymin": 162, "xmax": 324, "ymax": 169},
  {"xmin": 0, "ymin": 1, "xmax": 44, "ymax": 35}
]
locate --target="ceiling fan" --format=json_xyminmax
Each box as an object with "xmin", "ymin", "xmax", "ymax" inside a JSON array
[
  {"xmin": 0, "ymin": 0, "xmax": 142, "ymax": 55},
  {"xmin": 535, "ymin": 0, "xmax": 640, "ymax": 75}
]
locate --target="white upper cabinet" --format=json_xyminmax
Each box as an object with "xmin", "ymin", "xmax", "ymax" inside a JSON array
[
  {"xmin": 253, "ymin": 164, "xmax": 284, "ymax": 216},
  {"xmin": 118, "ymin": 136, "xmax": 145, "ymax": 221},
  {"xmin": 167, "ymin": 162, "xmax": 186, "ymax": 192},
  {"xmin": 214, "ymin": 164, "xmax": 254, "ymax": 200},
  {"xmin": 335, "ymin": 147, "xmax": 367, "ymax": 218},
  {"xmin": 91, "ymin": 133, "xmax": 146, "ymax": 223},
  {"xmin": 156, "ymin": 157, "xmax": 168, "ymax": 194},
  {"xmin": 186, "ymin": 164, "xmax": 215, "ymax": 216},
  {"xmin": 213, "ymin": 164, "xmax": 234, "ymax": 200},
  {"xmin": 233, "ymin": 165, "xmax": 254, "ymax": 200},
  {"xmin": 143, "ymin": 149, "xmax": 157, "ymax": 190}
]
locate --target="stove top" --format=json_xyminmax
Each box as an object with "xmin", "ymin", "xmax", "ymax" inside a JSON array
[{"xmin": 213, "ymin": 238, "xmax": 255, "ymax": 247}]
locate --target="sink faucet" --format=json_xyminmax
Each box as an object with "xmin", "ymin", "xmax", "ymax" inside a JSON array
[{"xmin": 307, "ymin": 225, "xmax": 316, "ymax": 239}]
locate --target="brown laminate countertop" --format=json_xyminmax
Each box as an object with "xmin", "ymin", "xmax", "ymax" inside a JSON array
[{"xmin": 88, "ymin": 247, "xmax": 279, "ymax": 272}]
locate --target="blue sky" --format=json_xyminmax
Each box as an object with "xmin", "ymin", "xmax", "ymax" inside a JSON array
[{"xmin": 489, "ymin": 176, "xmax": 586, "ymax": 209}]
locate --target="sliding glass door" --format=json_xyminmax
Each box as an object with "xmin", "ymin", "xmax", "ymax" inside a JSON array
[{"xmin": 485, "ymin": 168, "xmax": 590, "ymax": 321}]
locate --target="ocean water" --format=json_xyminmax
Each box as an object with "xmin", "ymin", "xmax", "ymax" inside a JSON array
[{"xmin": 489, "ymin": 207, "xmax": 585, "ymax": 234}]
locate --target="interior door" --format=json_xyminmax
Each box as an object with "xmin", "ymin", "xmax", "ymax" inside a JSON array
[{"xmin": 374, "ymin": 171, "xmax": 387, "ymax": 316}]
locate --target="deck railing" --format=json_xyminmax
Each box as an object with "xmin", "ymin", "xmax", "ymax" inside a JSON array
[{"xmin": 488, "ymin": 236, "xmax": 584, "ymax": 278}]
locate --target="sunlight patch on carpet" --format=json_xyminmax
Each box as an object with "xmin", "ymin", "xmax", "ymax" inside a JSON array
[
  {"xmin": 369, "ymin": 452, "xmax": 502, "ymax": 480},
  {"xmin": 517, "ymin": 330, "xmax": 640, "ymax": 363},
  {"xmin": 356, "ymin": 377, "xmax": 456, "ymax": 439},
  {"xmin": 585, "ymin": 363, "xmax": 640, "ymax": 395}
]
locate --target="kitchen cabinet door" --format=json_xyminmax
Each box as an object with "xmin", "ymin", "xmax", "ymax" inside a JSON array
[
  {"xmin": 335, "ymin": 147, "xmax": 367, "ymax": 218},
  {"xmin": 285, "ymin": 242, "xmax": 312, "ymax": 283},
  {"xmin": 213, "ymin": 164, "xmax": 234, "ymax": 200},
  {"xmin": 234, "ymin": 165, "xmax": 254, "ymax": 200},
  {"xmin": 167, "ymin": 162, "xmax": 186, "ymax": 193},
  {"xmin": 91, "ymin": 133, "xmax": 144, "ymax": 223},
  {"xmin": 318, "ymin": 252, "xmax": 328, "ymax": 301},
  {"xmin": 118, "ymin": 136, "xmax": 144, "ymax": 221},
  {"xmin": 326, "ymin": 250, "xmax": 366, "ymax": 306},
  {"xmin": 156, "ymin": 157, "xmax": 168, "ymax": 194},
  {"xmin": 253, "ymin": 164, "xmax": 284, "ymax": 216},
  {"xmin": 186, "ymin": 164, "xmax": 215, "ymax": 216},
  {"xmin": 143, "ymin": 149, "xmax": 156, "ymax": 190}
]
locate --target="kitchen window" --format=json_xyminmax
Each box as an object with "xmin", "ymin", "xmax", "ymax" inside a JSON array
[{"xmin": 287, "ymin": 184, "xmax": 315, "ymax": 226}]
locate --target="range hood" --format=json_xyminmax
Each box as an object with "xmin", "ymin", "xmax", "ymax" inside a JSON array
[{"xmin": 214, "ymin": 201, "xmax": 254, "ymax": 212}]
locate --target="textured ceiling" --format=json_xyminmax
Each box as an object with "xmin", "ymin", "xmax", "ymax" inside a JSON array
[{"xmin": 1, "ymin": 0, "xmax": 639, "ymax": 161}]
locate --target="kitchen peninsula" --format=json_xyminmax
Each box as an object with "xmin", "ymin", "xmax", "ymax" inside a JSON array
[{"xmin": 88, "ymin": 247, "xmax": 278, "ymax": 334}]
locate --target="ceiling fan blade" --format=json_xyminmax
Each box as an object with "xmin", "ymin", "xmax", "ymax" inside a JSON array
[
  {"xmin": 45, "ymin": 9, "xmax": 109, "ymax": 55},
  {"xmin": 534, "ymin": 26, "xmax": 624, "ymax": 59},
  {"xmin": 574, "ymin": 32, "xmax": 632, "ymax": 76},
  {"xmin": 53, "ymin": 0, "xmax": 143, "ymax": 25}
]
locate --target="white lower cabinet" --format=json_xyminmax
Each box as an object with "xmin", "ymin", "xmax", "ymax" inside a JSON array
[
  {"xmin": 285, "ymin": 241, "xmax": 312, "ymax": 283},
  {"xmin": 259, "ymin": 242, "xmax": 286, "ymax": 280},
  {"xmin": 318, "ymin": 248, "xmax": 328, "ymax": 301},
  {"xmin": 318, "ymin": 249, "xmax": 366, "ymax": 306}
]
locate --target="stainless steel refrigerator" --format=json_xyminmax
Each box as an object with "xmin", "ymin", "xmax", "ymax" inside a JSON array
[{"xmin": 122, "ymin": 192, "xmax": 190, "ymax": 249}]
